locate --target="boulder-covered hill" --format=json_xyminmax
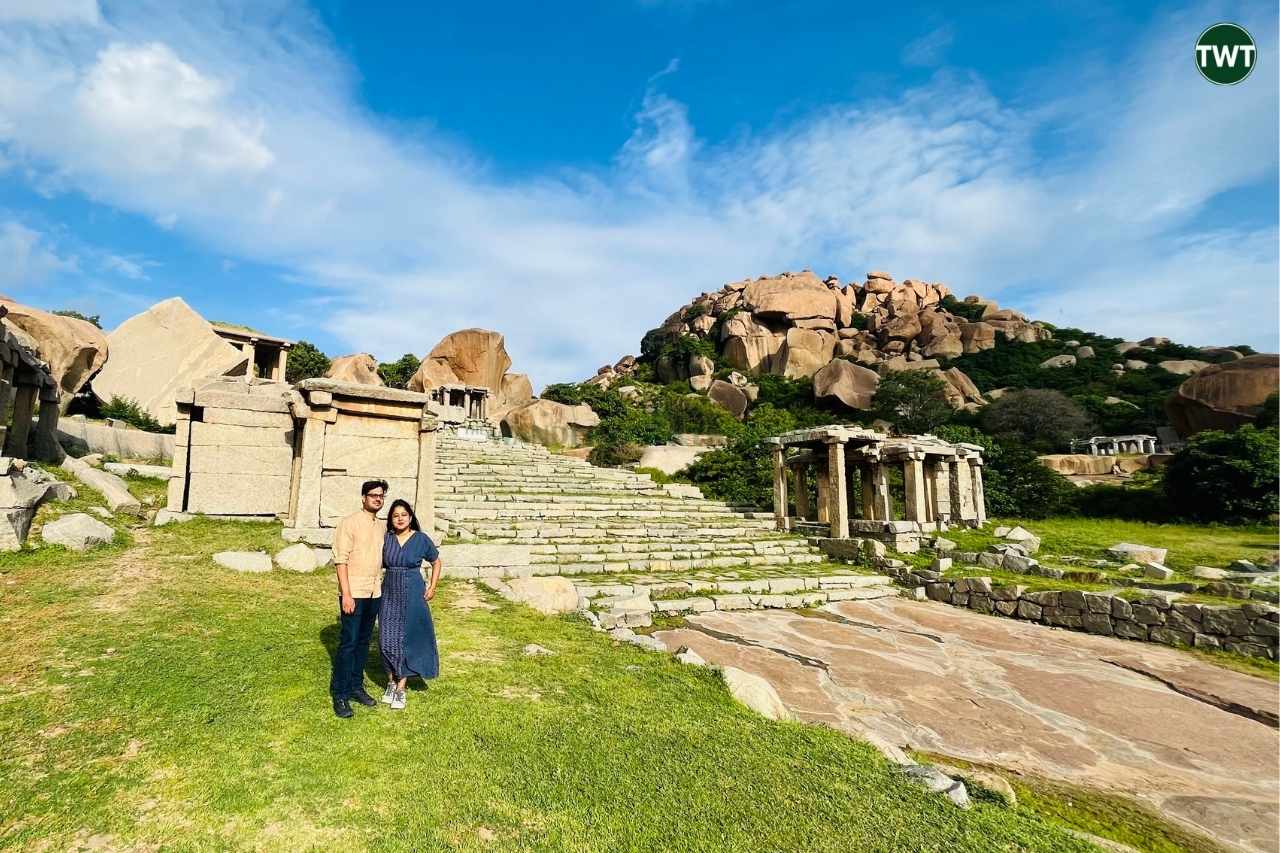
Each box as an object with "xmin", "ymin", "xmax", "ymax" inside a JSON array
[{"xmin": 581, "ymin": 269, "xmax": 1268, "ymax": 437}]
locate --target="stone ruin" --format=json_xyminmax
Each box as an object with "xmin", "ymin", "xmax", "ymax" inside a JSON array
[
  {"xmin": 1069, "ymin": 435, "xmax": 1158, "ymax": 456},
  {"xmin": 0, "ymin": 305, "xmax": 64, "ymax": 463},
  {"xmin": 209, "ymin": 323, "xmax": 294, "ymax": 383},
  {"xmin": 165, "ymin": 378, "xmax": 440, "ymax": 542},
  {"xmin": 769, "ymin": 426, "xmax": 985, "ymax": 553}
]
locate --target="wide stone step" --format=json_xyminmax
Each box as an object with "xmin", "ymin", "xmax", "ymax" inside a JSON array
[
  {"xmin": 453, "ymin": 523, "xmax": 778, "ymax": 540},
  {"xmin": 445, "ymin": 553, "xmax": 825, "ymax": 580},
  {"xmin": 439, "ymin": 507, "xmax": 741, "ymax": 521},
  {"xmin": 438, "ymin": 494, "xmax": 733, "ymax": 509}
]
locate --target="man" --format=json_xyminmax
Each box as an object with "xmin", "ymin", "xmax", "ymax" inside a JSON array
[{"xmin": 329, "ymin": 479, "xmax": 389, "ymax": 718}]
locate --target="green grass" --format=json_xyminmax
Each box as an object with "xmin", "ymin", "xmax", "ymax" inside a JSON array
[{"xmin": 1, "ymin": 515, "xmax": 1107, "ymax": 851}]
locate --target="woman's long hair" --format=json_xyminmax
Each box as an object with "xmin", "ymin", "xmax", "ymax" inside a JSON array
[{"xmin": 385, "ymin": 498, "xmax": 422, "ymax": 533}]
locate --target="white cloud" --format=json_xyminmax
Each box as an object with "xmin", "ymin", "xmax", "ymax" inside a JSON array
[
  {"xmin": 0, "ymin": 0, "xmax": 99, "ymax": 26},
  {"xmin": 902, "ymin": 25, "xmax": 954, "ymax": 67},
  {"xmin": 0, "ymin": 0, "xmax": 1274, "ymax": 389},
  {"xmin": 101, "ymin": 252, "xmax": 154, "ymax": 280},
  {"xmin": 0, "ymin": 219, "xmax": 78, "ymax": 286}
]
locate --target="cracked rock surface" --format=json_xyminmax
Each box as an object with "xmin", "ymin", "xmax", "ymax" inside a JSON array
[{"xmin": 655, "ymin": 597, "xmax": 1279, "ymax": 853}]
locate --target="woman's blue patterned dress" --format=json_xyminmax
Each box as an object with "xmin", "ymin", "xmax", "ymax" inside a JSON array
[{"xmin": 379, "ymin": 531, "xmax": 440, "ymax": 681}]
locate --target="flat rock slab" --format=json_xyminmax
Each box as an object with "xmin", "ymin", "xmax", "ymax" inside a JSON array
[
  {"xmin": 655, "ymin": 598, "xmax": 1279, "ymax": 853},
  {"xmin": 41, "ymin": 513, "xmax": 115, "ymax": 551},
  {"xmin": 103, "ymin": 462, "xmax": 172, "ymax": 479},
  {"xmin": 213, "ymin": 551, "xmax": 272, "ymax": 573}
]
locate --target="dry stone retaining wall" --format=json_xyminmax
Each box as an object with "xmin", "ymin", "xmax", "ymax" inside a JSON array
[{"xmin": 883, "ymin": 567, "xmax": 1279, "ymax": 659}]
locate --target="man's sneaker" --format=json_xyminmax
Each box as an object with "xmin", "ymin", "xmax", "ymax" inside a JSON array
[
  {"xmin": 390, "ymin": 688, "xmax": 406, "ymax": 711},
  {"xmin": 332, "ymin": 696, "xmax": 354, "ymax": 719},
  {"xmin": 350, "ymin": 687, "xmax": 377, "ymax": 707},
  {"xmin": 381, "ymin": 683, "xmax": 397, "ymax": 704}
]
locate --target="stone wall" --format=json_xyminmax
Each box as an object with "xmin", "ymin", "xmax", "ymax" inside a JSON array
[
  {"xmin": 884, "ymin": 567, "xmax": 1279, "ymax": 659},
  {"xmin": 57, "ymin": 415, "xmax": 175, "ymax": 461}
]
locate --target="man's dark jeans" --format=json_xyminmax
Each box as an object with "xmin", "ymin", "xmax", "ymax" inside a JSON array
[{"xmin": 330, "ymin": 596, "xmax": 381, "ymax": 698}]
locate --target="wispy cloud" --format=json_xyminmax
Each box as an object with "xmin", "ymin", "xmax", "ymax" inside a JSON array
[
  {"xmin": 902, "ymin": 24, "xmax": 954, "ymax": 67},
  {"xmin": 0, "ymin": 219, "xmax": 78, "ymax": 287},
  {"xmin": 0, "ymin": 0, "xmax": 100, "ymax": 26},
  {"xmin": 101, "ymin": 252, "xmax": 155, "ymax": 280},
  {"xmin": 0, "ymin": 1, "xmax": 1274, "ymax": 388}
]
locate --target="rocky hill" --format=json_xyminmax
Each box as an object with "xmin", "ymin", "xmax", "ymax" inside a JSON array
[{"xmin": 583, "ymin": 269, "xmax": 1273, "ymax": 439}]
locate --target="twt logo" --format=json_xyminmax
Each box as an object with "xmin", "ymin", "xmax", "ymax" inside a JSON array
[{"xmin": 1196, "ymin": 23, "xmax": 1257, "ymax": 84}]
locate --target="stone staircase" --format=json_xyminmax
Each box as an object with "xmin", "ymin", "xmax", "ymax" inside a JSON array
[{"xmin": 436, "ymin": 431, "xmax": 900, "ymax": 626}]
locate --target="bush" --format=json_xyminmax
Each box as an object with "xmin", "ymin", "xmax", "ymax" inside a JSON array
[
  {"xmin": 870, "ymin": 370, "xmax": 953, "ymax": 435},
  {"xmin": 1067, "ymin": 478, "xmax": 1171, "ymax": 522},
  {"xmin": 99, "ymin": 396, "xmax": 171, "ymax": 434},
  {"xmin": 1259, "ymin": 392, "xmax": 1280, "ymax": 430},
  {"xmin": 1163, "ymin": 426, "xmax": 1279, "ymax": 522},
  {"xmin": 53, "ymin": 309, "xmax": 102, "ymax": 328},
  {"xmin": 939, "ymin": 295, "xmax": 986, "ymax": 323},
  {"xmin": 286, "ymin": 341, "xmax": 331, "ymax": 384},
  {"xmin": 681, "ymin": 404, "xmax": 799, "ymax": 508},
  {"xmin": 377, "ymin": 353, "xmax": 421, "ymax": 389},
  {"xmin": 982, "ymin": 389, "xmax": 1092, "ymax": 453},
  {"xmin": 933, "ymin": 425, "xmax": 1075, "ymax": 518}
]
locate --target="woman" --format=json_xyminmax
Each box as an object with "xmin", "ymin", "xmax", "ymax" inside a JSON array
[{"xmin": 378, "ymin": 499, "xmax": 441, "ymax": 710}]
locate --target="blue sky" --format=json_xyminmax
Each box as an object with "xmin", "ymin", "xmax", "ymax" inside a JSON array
[{"xmin": 1, "ymin": 0, "xmax": 1276, "ymax": 389}]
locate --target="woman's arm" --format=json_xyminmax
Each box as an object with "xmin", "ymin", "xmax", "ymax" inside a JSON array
[{"xmin": 425, "ymin": 557, "xmax": 442, "ymax": 601}]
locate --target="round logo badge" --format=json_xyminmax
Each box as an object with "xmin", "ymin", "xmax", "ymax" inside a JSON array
[{"xmin": 1196, "ymin": 23, "xmax": 1257, "ymax": 85}]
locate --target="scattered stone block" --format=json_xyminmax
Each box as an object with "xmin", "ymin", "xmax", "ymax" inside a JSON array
[
  {"xmin": 504, "ymin": 577, "xmax": 579, "ymax": 615},
  {"xmin": 901, "ymin": 765, "xmax": 971, "ymax": 809},
  {"xmin": 274, "ymin": 543, "xmax": 319, "ymax": 573},
  {"xmin": 41, "ymin": 513, "xmax": 115, "ymax": 551},
  {"xmin": 931, "ymin": 557, "xmax": 952, "ymax": 572},
  {"xmin": 1002, "ymin": 553, "xmax": 1038, "ymax": 572},
  {"xmin": 522, "ymin": 643, "xmax": 554, "ymax": 656},
  {"xmin": 1192, "ymin": 566, "xmax": 1228, "ymax": 580},
  {"xmin": 1106, "ymin": 543, "xmax": 1168, "ymax": 564},
  {"xmin": 1142, "ymin": 562, "xmax": 1173, "ymax": 580},
  {"xmin": 213, "ymin": 551, "xmax": 272, "ymax": 573}
]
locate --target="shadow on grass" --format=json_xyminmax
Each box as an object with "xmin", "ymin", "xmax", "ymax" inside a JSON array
[{"xmin": 318, "ymin": 620, "xmax": 391, "ymax": 694}]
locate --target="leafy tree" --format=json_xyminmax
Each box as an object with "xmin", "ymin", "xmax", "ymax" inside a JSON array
[
  {"xmin": 1163, "ymin": 426, "xmax": 1279, "ymax": 522},
  {"xmin": 377, "ymin": 353, "xmax": 421, "ymax": 389},
  {"xmin": 53, "ymin": 309, "xmax": 101, "ymax": 328},
  {"xmin": 100, "ymin": 396, "xmax": 170, "ymax": 433},
  {"xmin": 934, "ymin": 424, "xmax": 1075, "ymax": 518},
  {"xmin": 682, "ymin": 404, "xmax": 797, "ymax": 508},
  {"xmin": 982, "ymin": 389, "xmax": 1092, "ymax": 453},
  {"xmin": 286, "ymin": 340, "xmax": 331, "ymax": 384},
  {"xmin": 1258, "ymin": 392, "xmax": 1280, "ymax": 431},
  {"xmin": 870, "ymin": 370, "xmax": 953, "ymax": 435}
]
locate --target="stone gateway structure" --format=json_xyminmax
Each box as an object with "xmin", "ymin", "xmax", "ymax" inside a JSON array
[
  {"xmin": 166, "ymin": 378, "xmax": 438, "ymax": 539},
  {"xmin": 769, "ymin": 426, "xmax": 985, "ymax": 549}
]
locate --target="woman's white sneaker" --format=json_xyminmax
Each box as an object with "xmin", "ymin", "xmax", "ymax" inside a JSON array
[
  {"xmin": 390, "ymin": 688, "xmax": 406, "ymax": 710},
  {"xmin": 381, "ymin": 683, "xmax": 397, "ymax": 704}
]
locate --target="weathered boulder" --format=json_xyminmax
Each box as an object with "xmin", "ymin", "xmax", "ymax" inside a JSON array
[
  {"xmin": 959, "ymin": 321, "xmax": 996, "ymax": 353},
  {"xmin": 1040, "ymin": 354, "xmax": 1076, "ymax": 369},
  {"xmin": 1159, "ymin": 359, "xmax": 1210, "ymax": 376},
  {"xmin": 721, "ymin": 666, "xmax": 793, "ymax": 720},
  {"xmin": 491, "ymin": 373, "xmax": 534, "ymax": 422},
  {"xmin": 707, "ymin": 380, "xmax": 749, "ymax": 419},
  {"xmin": 776, "ymin": 328, "xmax": 836, "ymax": 379},
  {"xmin": 1165, "ymin": 354, "xmax": 1280, "ymax": 436},
  {"xmin": 1198, "ymin": 347, "xmax": 1243, "ymax": 361},
  {"xmin": 636, "ymin": 445, "xmax": 712, "ymax": 476},
  {"xmin": 504, "ymin": 576, "xmax": 578, "ymax": 615},
  {"xmin": 0, "ymin": 465, "xmax": 74, "ymax": 551},
  {"xmin": 1107, "ymin": 543, "xmax": 1168, "ymax": 564},
  {"xmin": 934, "ymin": 367, "xmax": 984, "ymax": 409},
  {"xmin": 41, "ymin": 512, "xmax": 114, "ymax": 551},
  {"xmin": 720, "ymin": 312, "xmax": 784, "ymax": 375},
  {"xmin": 274, "ymin": 542, "xmax": 319, "ymax": 573},
  {"xmin": 813, "ymin": 359, "xmax": 879, "ymax": 410},
  {"xmin": 213, "ymin": 551, "xmax": 272, "ymax": 573},
  {"xmin": 742, "ymin": 272, "xmax": 838, "ymax": 322},
  {"xmin": 324, "ymin": 353, "xmax": 384, "ymax": 386},
  {"xmin": 61, "ymin": 455, "xmax": 140, "ymax": 512},
  {"xmin": 1076, "ymin": 346, "xmax": 1095, "ymax": 359},
  {"xmin": 918, "ymin": 312, "xmax": 963, "ymax": 359},
  {"xmin": 408, "ymin": 329, "xmax": 512, "ymax": 394},
  {"xmin": 92, "ymin": 297, "xmax": 248, "ymax": 426},
  {"xmin": 501, "ymin": 399, "xmax": 599, "ymax": 449},
  {"xmin": 0, "ymin": 299, "xmax": 108, "ymax": 406}
]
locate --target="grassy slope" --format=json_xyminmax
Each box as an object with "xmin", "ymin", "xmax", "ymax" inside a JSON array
[{"xmin": 1, "ymin": 506, "xmax": 1102, "ymax": 851}]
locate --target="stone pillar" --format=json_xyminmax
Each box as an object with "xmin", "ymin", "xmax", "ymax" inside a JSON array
[
  {"xmin": 902, "ymin": 453, "xmax": 928, "ymax": 523},
  {"xmin": 826, "ymin": 438, "xmax": 848, "ymax": 539},
  {"xmin": 293, "ymin": 391, "xmax": 333, "ymax": 529},
  {"xmin": 931, "ymin": 461, "xmax": 952, "ymax": 525},
  {"xmin": 793, "ymin": 461, "xmax": 810, "ymax": 521},
  {"xmin": 3, "ymin": 383, "xmax": 37, "ymax": 458},
  {"xmin": 276, "ymin": 347, "xmax": 288, "ymax": 382},
  {"xmin": 859, "ymin": 463, "xmax": 875, "ymax": 520},
  {"xmin": 772, "ymin": 445, "xmax": 789, "ymax": 531},
  {"xmin": 971, "ymin": 460, "xmax": 987, "ymax": 526},
  {"xmin": 415, "ymin": 412, "xmax": 439, "ymax": 537},
  {"xmin": 31, "ymin": 385, "xmax": 63, "ymax": 462},
  {"xmin": 243, "ymin": 340, "xmax": 257, "ymax": 382},
  {"xmin": 951, "ymin": 458, "xmax": 976, "ymax": 523},
  {"xmin": 168, "ymin": 397, "xmax": 194, "ymax": 511},
  {"xmin": 870, "ymin": 462, "xmax": 892, "ymax": 521},
  {"xmin": 815, "ymin": 461, "xmax": 830, "ymax": 523},
  {"xmin": 921, "ymin": 460, "xmax": 936, "ymax": 524}
]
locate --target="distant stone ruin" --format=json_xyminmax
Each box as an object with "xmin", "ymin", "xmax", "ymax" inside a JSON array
[
  {"xmin": 769, "ymin": 426, "xmax": 986, "ymax": 552},
  {"xmin": 1070, "ymin": 435, "xmax": 1158, "ymax": 455}
]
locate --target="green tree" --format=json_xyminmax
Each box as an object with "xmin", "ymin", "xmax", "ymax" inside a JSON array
[
  {"xmin": 682, "ymin": 404, "xmax": 798, "ymax": 508},
  {"xmin": 377, "ymin": 353, "xmax": 421, "ymax": 389},
  {"xmin": 286, "ymin": 340, "xmax": 331, "ymax": 384},
  {"xmin": 982, "ymin": 388, "xmax": 1093, "ymax": 453},
  {"xmin": 870, "ymin": 370, "xmax": 953, "ymax": 435},
  {"xmin": 934, "ymin": 424, "xmax": 1076, "ymax": 518},
  {"xmin": 53, "ymin": 309, "xmax": 102, "ymax": 328},
  {"xmin": 99, "ymin": 396, "xmax": 169, "ymax": 433},
  {"xmin": 1163, "ymin": 426, "xmax": 1279, "ymax": 522}
]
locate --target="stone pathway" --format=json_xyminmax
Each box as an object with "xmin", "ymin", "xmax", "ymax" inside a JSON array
[{"xmin": 655, "ymin": 598, "xmax": 1280, "ymax": 853}]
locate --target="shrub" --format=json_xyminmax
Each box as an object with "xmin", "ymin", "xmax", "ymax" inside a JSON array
[
  {"xmin": 99, "ymin": 396, "xmax": 171, "ymax": 433},
  {"xmin": 981, "ymin": 389, "xmax": 1092, "ymax": 453},
  {"xmin": 933, "ymin": 425, "xmax": 1075, "ymax": 518},
  {"xmin": 377, "ymin": 353, "xmax": 421, "ymax": 389},
  {"xmin": 1067, "ymin": 479, "xmax": 1171, "ymax": 522},
  {"xmin": 870, "ymin": 370, "xmax": 953, "ymax": 435},
  {"xmin": 53, "ymin": 309, "xmax": 102, "ymax": 328},
  {"xmin": 1259, "ymin": 392, "xmax": 1280, "ymax": 430},
  {"xmin": 681, "ymin": 404, "xmax": 799, "ymax": 508},
  {"xmin": 1163, "ymin": 426, "xmax": 1279, "ymax": 522},
  {"xmin": 286, "ymin": 341, "xmax": 331, "ymax": 384},
  {"xmin": 939, "ymin": 295, "xmax": 987, "ymax": 323}
]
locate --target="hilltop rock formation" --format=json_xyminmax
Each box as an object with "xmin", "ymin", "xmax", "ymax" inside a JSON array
[
  {"xmin": 1166, "ymin": 354, "xmax": 1280, "ymax": 436},
  {"xmin": 325, "ymin": 353, "xmax": 384, "ymax": 386},
  {"xmin": 0, "ymin": 299, "xmax": 107, "ymax": 408},
  {"xmin": 502, "ymin": 399, "xmax": 599, "ymax": 448},
  {"xmin": 636, "ymin": 270, "xmax": 1037, "ymax": 414},
  {"xmin": 92, "ymin": 297, "xmax": 247, "ymax": 426}
]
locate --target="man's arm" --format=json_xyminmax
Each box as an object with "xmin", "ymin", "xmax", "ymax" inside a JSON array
[{"xmin": 334, "ymin": 518, "xmax": 356, "ymax": 614}]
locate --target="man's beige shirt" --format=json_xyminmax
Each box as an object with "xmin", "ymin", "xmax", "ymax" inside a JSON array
[{"xmin": 333, "ymin": 509, "xmax": 384, "ymax": 598}]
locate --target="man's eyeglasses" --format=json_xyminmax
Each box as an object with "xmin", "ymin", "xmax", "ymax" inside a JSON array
[{"xmin": 366, "ymin": 492, "xmax": 386, "ymax": 500}]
